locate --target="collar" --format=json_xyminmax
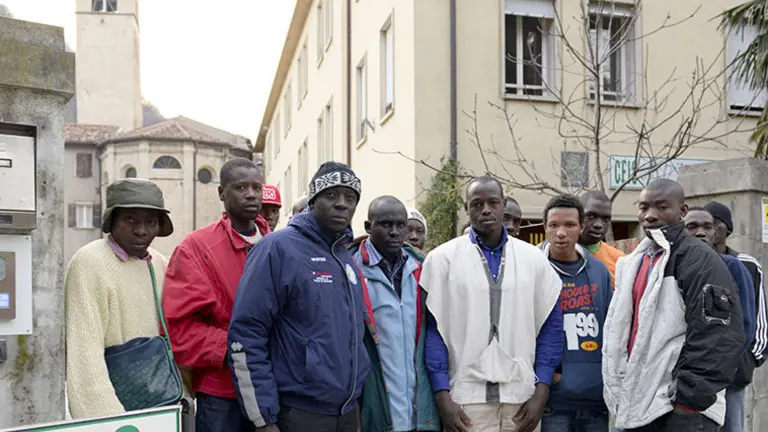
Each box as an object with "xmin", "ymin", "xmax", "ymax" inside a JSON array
[
  {"xmin": 361, "ymin": 238, "xmax": 408, "ymax": 268},
  {"xmin": 107, "ymin": 234, "xmax": 152, "ymax": 262},
  {"xmin": 645, "ymin": 220, "xmax": 686, "ymax": 249},
  {"xmin": 539, "ymin": 240, "xmax": 589, "ymax": 276},
  {"xmin": 469, "ymin": 225, "xmax": 508, "ymax": 252},
  {"xmin": 222, "ymin": 212, "xmax": 271, "ymax": 250},
  {"xmin": 724, "ymin": 245, "xmax": 739, "ymax": 257}
]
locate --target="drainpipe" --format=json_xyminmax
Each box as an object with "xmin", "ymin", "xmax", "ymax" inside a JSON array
[
  {"xmin": 449, "ymin": 0, "xmax": 458, "ymax": 236},
  {"xmin": 192, "ymin": 144, "xmax": 198, "ymax": 230},
  {"xmin": 345, "ymin": 0, "xmax": 353, "ymax": 166}
]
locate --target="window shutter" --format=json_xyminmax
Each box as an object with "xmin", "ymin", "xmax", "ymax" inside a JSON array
[
  {"xmin": 504, "ymin": 0, "xmax": 555, "ymax": 19},
  {"xmin": 92, "ymin": 204, "xmax": 102, "ymax": 229},
  {"xmin": 561, "ymin": 151, "xmax": 589, "ymax": 188},
  {"xmin": 76, "ymin": 153, "xmax": 93, "ymax": 178},
  {"xmin": 68, "ymin": 204, "xmax": 76, "ymax": 228}
]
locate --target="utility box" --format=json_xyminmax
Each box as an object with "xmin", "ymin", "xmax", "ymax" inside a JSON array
[
  {"xmin": 0, "ymin": 129, "xmax": 36, "ymax": 231},
  {"xmin": 0, "ymin": 235, "xmax": 32, "ymax": 335}
]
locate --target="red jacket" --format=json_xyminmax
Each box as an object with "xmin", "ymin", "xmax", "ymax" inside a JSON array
[{"xmin": 162, "ymin": 213, "xmax": 271, "ymax": 398}]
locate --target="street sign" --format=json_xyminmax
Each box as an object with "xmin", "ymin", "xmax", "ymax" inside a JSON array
[
  {"xmin": 1, "ymin": 406, "xmax": 180, "ymax": 432},
  {"xmin": 608, "ymin": 155, "xmax": 710, "ymax": 190}
]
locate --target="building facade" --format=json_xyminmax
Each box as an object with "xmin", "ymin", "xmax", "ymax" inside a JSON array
[{"xmin": 257, "ymin": 0, "xmax": 762, "ymax": 242}]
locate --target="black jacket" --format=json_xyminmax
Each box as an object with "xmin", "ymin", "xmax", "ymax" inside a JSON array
[
  {"xmin": 662, "ymin": 223, "xmax": 745, "ymax": 411},
  {"xmin": 726, "ymin": 247, "xmax": 767, "ymax": 389}
]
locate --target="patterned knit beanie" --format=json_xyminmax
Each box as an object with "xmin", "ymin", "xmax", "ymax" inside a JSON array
[
  {"xmin": 406, "ymin": 207, "xmax": 428, "ymax": 237},
  {"xmin": 308, "ymin": 161, "xmax": 362, "ymax": 204}
]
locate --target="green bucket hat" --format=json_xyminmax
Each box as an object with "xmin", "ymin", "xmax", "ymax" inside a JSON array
[{"xmin": 101, "ymin": 179, "xmax": 174, "ymax": 237}]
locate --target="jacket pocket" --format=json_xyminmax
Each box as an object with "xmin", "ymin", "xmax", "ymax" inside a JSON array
[
  {"xmin": 702, "ymin": 284, "xmax": 734, "ymax": 325},
  {"xmin": 465, "ymin": 339, "xmax": 535, "ymax": 387}
]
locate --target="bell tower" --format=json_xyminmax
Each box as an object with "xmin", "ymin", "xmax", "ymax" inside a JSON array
[{"xmin": 75, "ymin": 0, "xmax": 143, "ymax": 129}]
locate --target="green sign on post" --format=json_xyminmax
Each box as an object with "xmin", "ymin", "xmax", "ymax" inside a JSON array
[{"xmin": 1, "ymin": 406, "xmax": 180, "ymax": 432}]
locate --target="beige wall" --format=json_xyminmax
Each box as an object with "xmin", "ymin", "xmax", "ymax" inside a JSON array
[
  {"xmin": 64, "ymin": 145, "xmax": 102, "ymax": 265},
  {"xmin": 76, "ymin": 0, "xmax": 142, "ymax": 130}
]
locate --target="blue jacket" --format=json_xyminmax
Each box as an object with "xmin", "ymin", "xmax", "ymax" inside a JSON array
[
  {"xmin": 540, "ymin": 241, "xmax": 612, "ymax": 411},
  {"xmin": 722, "ymin": 254, "xmax": 756, "ymax": 350},
  {"xmin": 227, "ymin": 212, "xmax": 371, "ymax": 427},
  {"xmin": 351, "ymin": 239, "xmax": 440, "ymax": 431}
]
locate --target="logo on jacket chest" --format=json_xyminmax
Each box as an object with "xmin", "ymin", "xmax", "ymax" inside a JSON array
[
  {"xmin": 345, "ymin": 263, "xmax": 358, "ymax": 285},
  {"xmin": 312, "ymin": 270, "xmax": 334, "ymax": 284}
]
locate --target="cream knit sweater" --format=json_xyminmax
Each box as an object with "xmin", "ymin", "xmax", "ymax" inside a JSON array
[{"xmin": 65, "ymin": 239, "xmax": 168, "ymax": 419}]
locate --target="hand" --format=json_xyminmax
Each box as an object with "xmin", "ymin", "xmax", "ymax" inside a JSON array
[
  {"xmin": 435, "ymin": 391, "xmax": 471, "ymax": 432},
  {"xmin": 255, "ymin": 425, "xmax": 280, "ymax": 432},
  {"xmin": 513, "ymin": 383, "xmax": 549, "ymax": 432}
]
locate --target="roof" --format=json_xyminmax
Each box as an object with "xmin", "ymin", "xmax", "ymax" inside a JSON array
[
  {"xmin": 100, "ymin": 116, "xmax": 252, "ymax": 151},
  {"xmin": 254, "ymin": 0, "xmax": 312, "ymax": 152},
  {"xmin": 64, "ymin": 123, "xmax": 120, "ymax": 145}
]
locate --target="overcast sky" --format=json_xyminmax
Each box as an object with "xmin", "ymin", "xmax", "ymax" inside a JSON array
[{"xmin": 1, "ymin": 0, "xmax": 295, "ymax": 138}]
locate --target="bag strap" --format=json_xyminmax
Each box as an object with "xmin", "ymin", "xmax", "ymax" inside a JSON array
[{"xmin": 148, "ymin": 262, "xmax": 176, "ymax": 361}]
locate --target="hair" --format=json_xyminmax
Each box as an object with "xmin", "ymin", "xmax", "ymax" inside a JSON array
[
  {"xmin": 644, "ymin": 178, "xmax": 685, "ymax": 204},
  {"xmin": 367, "ymin": 195, "xmax": 406, "ymax": 220},
  {"xmin": 466, "ymin": 176, "xmax": 504, "ymax": 199},
  {"xmin": 505, "ymin": 196, "xmax": 519, "ymax": 206},
  {"xmin": 580, "ymin": 190, "xmax": 610, "ymax": 205},
  {"xmin": 220, "ymin": 157, "xmax": 260, "ymax": 188},
  {"xmin": 543, "ymin": 194, "xmax": 585, "ymax": 224}
]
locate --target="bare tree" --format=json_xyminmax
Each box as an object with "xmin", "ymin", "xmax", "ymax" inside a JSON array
[{"xmin": 379, "ymin": 0, "xmax": 755, "ymax": 202}]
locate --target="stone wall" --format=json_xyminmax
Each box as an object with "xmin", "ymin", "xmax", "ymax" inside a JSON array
[{"xmin": 0, "ymin": 16, "xmax": 74, "ymax": 428}]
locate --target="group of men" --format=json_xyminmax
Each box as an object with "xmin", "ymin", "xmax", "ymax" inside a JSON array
[{"xmin": 64, "ymin": 155, "xmax": 768, "ymax": 432}]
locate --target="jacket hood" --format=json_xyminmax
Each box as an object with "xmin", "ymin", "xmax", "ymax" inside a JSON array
[
  {"xmin": 539, "ymin": 240, "xmax": 589, "ymax": 277},
  {"xmin": 289, "ymin": 211, "xmax": 354, "ymax": 246},
  {"xmin": 636, "ymin": 220, "xmax": 687, "ymax": 254}
]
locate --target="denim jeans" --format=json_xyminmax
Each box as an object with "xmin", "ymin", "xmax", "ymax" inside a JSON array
[
  {"xmin": 196, "ymin": 392, "xmax": 254, "ymax": 432},
  {"xmin": 541, "ymin": 408, "xmax": 609, "ymax": 432},
  {"xmin": 616, "ymin": 410, "xmax": 719, "ymax": 432},
  {"xmin": 722, "ymin": 387, "xmax": 745, "ymax": 432}
]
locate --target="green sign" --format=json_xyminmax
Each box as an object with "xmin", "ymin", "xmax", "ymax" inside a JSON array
[
  {"xmin": 2, "ymin": 406, "xmax": 180, "ymax": 432},
  {"xmin": 608, "ymin": 155, "xmax": 710, "ymax": 190}
]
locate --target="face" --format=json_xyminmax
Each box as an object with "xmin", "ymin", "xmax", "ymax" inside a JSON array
[
  {"xmin": 466, "ymin": 181, "xmax": 505, "ymax": 236},
  {"xmin": 637, "ymin": 188, "xmax": 687, "ymax": 231},
  {"xmin": 219, "ymin": 166, "xmax": 263, "ymax": 223},
  {"xmin": 684, "ymin": 209, "xmax": 715, "ymax": 245},
  {"xmin": 406, "ymin": 219, "xmax": 427, "ymax": 249},
  {"xmin": 111, "ymin": 208, "xmax": 162, "ymax": 258},
  {"xmin": 545, "ymin": 208, "xmax": 582, "ymax": 258},
  {"xmin": 261, "ymin": 204, "xmax": 281, "ymax": 231},
  {"xmin": 311, "ymin": 187, "xmax": 359, "ymax": 233},
  {"xmin": 366, "ymin": 203, "xmax": 408, "ymax": 258},
  {"xmin": 503, "ymin": 201, "xmax": 522, "ymax": 237},
  {"xmin": 581, "ymin": 198, "xmax": 612, "ymax": 245},
  {"xmin": 712, "ymin": 218, "xmax": 729, "ymax": 248}
]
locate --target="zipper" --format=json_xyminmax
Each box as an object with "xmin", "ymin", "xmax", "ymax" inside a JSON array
[{"xmin": 333, "ymin": 235, "xmax": 359, "ymax": 415}]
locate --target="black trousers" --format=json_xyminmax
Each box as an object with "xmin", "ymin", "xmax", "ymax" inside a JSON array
[
  {"xmin": 627, "ymin": 410, "xmax": 719, "ymax": 432},
  {"xmin": 277, "ymin": 406, "xmax": 357, "ymax": 432}
]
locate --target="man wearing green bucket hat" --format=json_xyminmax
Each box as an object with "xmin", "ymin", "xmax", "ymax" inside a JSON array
[{"xmin": 66, "ymin": 178, "xmax": 175, "ymax": 419}]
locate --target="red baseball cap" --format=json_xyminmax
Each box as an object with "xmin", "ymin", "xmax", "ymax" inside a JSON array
[{"xmin": 262, "ymin": 185, "xmax": 282, "ymax": 208}]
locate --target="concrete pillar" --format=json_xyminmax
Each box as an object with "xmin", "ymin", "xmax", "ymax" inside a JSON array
[
  {"xmin": 679, "ymin": 157, "xmax": 768, "ymax": 432},
  {"xmin": 0, "ymin": 16, "xmax": 75, "ymax": 427}
]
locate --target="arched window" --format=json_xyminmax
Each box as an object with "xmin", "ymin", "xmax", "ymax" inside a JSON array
[
  {"xmin": 197, "ymin": 168, "xmax": 213, "ymax": 184},
  {"xmin": 153, "ymin": 156, "xmax": 182, "ymax": 169},
  {"xmin": 125, "ymin": 167, "xmax": 137, "ymax": 178}
]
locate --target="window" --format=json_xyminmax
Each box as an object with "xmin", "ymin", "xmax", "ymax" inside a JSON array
[
  {"xmin": 297, "ymin": 41, "xmax": 309, "ymax": 106},
  {"xmin": 76, "ymin": 153, "xmax": 93, "ymax": 178},
  {"xmin": 324, "ymin": 0, "xmax": 333, "ymax": 48},
  {"xmin": 92, "ymin": 0, "xmax": 117, "ymax": 12},
  {"xmin": 317, "ymin": 1, "xmax": 325, "ymax": 63},
  {"xmin": 76, "ymin": 203, "xmax": 93, "ymax": 229},
  {"xmin": 503, "ymin": 0, "xmax": 556, "ymax": 97},
  {"xmin": 588, "ymin": 3, "xmax": 637, "ymax": 103},
  {"xmin": 284, "ymin": 164, "xmax": 293, "ymax": 217},
  {"xmin": 274, "ymin": 114, "xmax": 281, "ymax": 156},
  {"xmin": 298, "ymin": 139, "xmax": 309, "ymax": 194},
  {"xmin": 284, "ymin": 83, "xmax": 292, "ymax": 134},
  {"xmin": 357, "ymin": 57, "xmax": 368, "ymax": 142},
  {"xmin": 153, "ymin": 156, "xmax": 182, "ymax": 169},
  {"xmin": 197, "ymin": 168, "xmax": 213, "ymax": 184},
  {"xmin": 727, "ymin": 26, "xmax": 767, "ymax": 113},
  {"xmin": 380, "ymin": 16, "xmax": 394, "ymax": 116},
  {"xmin": 125, "ymin": 167, "xmax": 137, "ymax": 178},
  {"xmin": 317, "ymin": 113, "xmax": 325, "ymax": 167},
  {"xmin": 325, "ymin": 100, "xmax": 333, "ymax": 161}
]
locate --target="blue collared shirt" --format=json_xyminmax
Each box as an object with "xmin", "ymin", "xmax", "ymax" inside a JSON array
[
  {"xmin": 425, "ymin": 226, "xmax": 564, "ymax": 392},
  {"xmin": 365, "ymin": 240, "xmax": 407, "ymax": 295}
]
